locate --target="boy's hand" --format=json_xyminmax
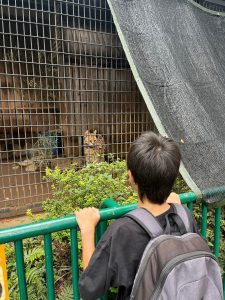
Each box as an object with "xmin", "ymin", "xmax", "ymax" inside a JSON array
[
  {"xmin": 74, "ymin": 207, "xmax": 100, "ymax": 234},
  {"xmin": 75, "ymin": 207, "xmax": 100, "ymax": 269},
  {"xmin": 166, "ymin": 192, "xmax": 181, "ymax": 204}
]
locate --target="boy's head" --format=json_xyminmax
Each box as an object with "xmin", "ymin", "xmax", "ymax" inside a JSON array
[{"xmin": 127, "ymin": 131, "xmax": 181, "ymax": 205}]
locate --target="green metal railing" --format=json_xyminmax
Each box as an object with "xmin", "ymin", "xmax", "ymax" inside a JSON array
[{"xmin": 0, "ymin": 192, "xmax": 224, "ymax": 299}]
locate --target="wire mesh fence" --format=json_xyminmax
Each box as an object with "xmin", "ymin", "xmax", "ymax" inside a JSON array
[{"xmin": 0, "ymin": 0, "xmax": 154, "ymax": 218}]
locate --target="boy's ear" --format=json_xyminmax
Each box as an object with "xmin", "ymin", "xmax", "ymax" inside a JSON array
[{"xmin": 128, "ymin": 170, "xmax": 138, "ymax": 190}]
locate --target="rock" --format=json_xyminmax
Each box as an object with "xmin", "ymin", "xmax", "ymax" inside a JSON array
[
  {"xmin": 25, "ymin": 163, "xmax": 37, "ymax": 172},
  {"xmin": 12, "ymin": 165, "xmax": 20, "ymax": 170},
  {"xmin": 18, "ymin": 159, "xmax": 34, "ymax": 167}
]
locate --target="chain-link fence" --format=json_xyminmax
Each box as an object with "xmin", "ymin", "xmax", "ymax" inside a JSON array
[{"xmin": 0, "ymin": 0, "xmax": 154, "ymax": 218}]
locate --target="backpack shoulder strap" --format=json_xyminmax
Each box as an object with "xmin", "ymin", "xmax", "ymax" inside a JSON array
[
  {"xmin": 171, "ymin": 203, "xmax": 192, "ymax": 233},
  {"xmin": 126, "ymin": 208, "xmax": 164, "ymax": 238}
]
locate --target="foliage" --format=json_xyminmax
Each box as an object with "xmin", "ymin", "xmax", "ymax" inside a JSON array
[
  {"xmin": 41, "ymin": 160, "xmax": 135, "ymax": 219},
  {"xmin": 173, "ymin": 175, "xmax": 191, "ymax": 194},
  {"xmin": 35, "ymin": 161, "xmax": 189, "ymax": 221},
  {"xmin": 6, "ymin": 238, "xmax": 47, "ymax": 300},
  {"xmin": 6, "ymin": 237, "xmax": 74, "ymax": 299},
  {"xmin": 56, "ymin": 284, "xmax": 74, "ymax": 300},
  {"xmin": 29, "ymin": 132, "xmax": 58, "ymax": 170}
]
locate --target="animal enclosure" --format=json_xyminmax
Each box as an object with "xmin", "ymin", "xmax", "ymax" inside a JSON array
[{"xmin": 0, "ymin": 0, "xmax": 154, "ymax": 217}]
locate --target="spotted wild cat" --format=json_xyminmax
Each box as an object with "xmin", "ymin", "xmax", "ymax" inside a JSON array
[{"xmin": 83, "ymin": 130, "xmax": 105, "ymax": 164}]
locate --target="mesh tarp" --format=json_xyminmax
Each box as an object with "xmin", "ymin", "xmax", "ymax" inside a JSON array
[{"xmin": 107, "ymin": 0, "xmax": 225, "ymax": 203}]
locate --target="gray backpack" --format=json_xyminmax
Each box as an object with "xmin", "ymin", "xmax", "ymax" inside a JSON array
[{"xmin": 126, "ymin": 204, "xmax": 223, "ymax": 300}]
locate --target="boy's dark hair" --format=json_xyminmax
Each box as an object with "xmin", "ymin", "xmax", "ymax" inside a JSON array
[{"xmin": 127, "ymin": 131, "xmax": 181, "ymax": 205}]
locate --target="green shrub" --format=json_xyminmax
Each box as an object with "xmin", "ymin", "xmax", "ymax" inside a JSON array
[{"xmin": 42, "ymin": 160, "xmax": 136, "ymax": 219}]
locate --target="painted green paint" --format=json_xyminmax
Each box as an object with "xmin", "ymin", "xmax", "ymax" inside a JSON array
[
  {"xmin": 14, "ymin": 240, "xmax": 28, "ymax": 300},
  {"xmin": 44, "ymin": 234, "xmax": 55, "ymax": 300},
  {"xmin": 70, "ymin": 228, "xmax": 80, "ymax": 300}
]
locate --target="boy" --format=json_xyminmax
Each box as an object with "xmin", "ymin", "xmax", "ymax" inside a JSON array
[{"xmin": 75, "ymin": 131, "xmax": 198, "ymax": 300}]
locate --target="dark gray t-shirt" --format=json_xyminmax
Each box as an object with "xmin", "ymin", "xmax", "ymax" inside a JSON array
[{"xmin": 79, "ymin": 205, "xmax": 198, "ymax": 300}]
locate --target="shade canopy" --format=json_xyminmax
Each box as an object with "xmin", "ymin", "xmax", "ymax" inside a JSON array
[{"xmin": 108, "ymin": 0, "xmax": 225, "ymax": 203}]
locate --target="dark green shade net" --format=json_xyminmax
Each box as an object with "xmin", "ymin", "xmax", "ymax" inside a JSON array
[{"xmin": 108, "ymin": 0, "xmax": 225, "ymax": 203}]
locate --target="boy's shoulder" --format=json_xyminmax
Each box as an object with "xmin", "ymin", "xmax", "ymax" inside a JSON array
[
  {"xmin": 94, "ymin": 215, "xmax": 150, "ymax": 262},
  {"xmin": 108, "ymin": 204, "xmax": 194, "ymax": 231},
  {"xmin": 99, "ymin": 205, "xmax": 198, "ymax": 247},
  {"xmin": 99, "ymin": 215, "xmax": 149, "ymax": 247},
  {"xmin": 111, "ymin": 205, "xmax": 198, "ymax": 234},
  {"xmin": 107, "ymin": 216, "xmax": 145, "ymax": 236}
]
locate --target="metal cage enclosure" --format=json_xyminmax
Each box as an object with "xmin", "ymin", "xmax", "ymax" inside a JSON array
[{"xmin": 0, "ymin": 0, "xmax": 154, "ymax": 217}]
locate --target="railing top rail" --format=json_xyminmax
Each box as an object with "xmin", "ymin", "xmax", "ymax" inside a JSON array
[
  {"xmin": 0, "ymin": 203, "xmax": 137, "ymax": 244},
  {"xmin": 0, "ymin": 191, "xmax": 207, "ymax": 244}
]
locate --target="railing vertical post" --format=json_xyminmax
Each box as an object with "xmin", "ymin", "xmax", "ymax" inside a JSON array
[
  {"xmin": 223, "ymin": 274, "xmax": 225, "ymax": 300},
  {"xmin": 201, "ymin": 204, "xmax": 207, "ymax": 239},
  {"xmin": 70, "ymin": 227, "xmax": 80, "ymax": 300},
  {"xmin": 213, "ymin": 207, "xmax": 221, "ymax": 258},
  {"xmin": 14, "ymin": 240, "xmax": 28, "ymax": 300},
  {"xmin": 44, "ymin": 234, "xmax": 55, "ymax": 300},
  {"xmin": 187, "ymin": 202, "xmax": 193, "ymax": 212},
  {"xmin": 96, "ymin": 221, "xmax": 108, "ymax": 242}
]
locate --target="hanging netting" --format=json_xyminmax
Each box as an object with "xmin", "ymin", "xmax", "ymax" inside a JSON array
[{"xmin": 107, "ymin": 0, "xmax": 225, "ymax": 203}]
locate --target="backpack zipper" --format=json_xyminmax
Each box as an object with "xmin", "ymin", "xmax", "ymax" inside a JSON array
[
  {"xmin": 151, "ymin": 251, "xmax": 217, "ymax": 300},
  {"xmin": 130, "ymin": 233, "xmax": 199, "ymax": 299}
]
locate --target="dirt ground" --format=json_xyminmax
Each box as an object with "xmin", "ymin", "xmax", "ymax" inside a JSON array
[
  {"xmin": 0, "ymin": 161, "xmax": 51, "ymax": 219},
  {"xmin": 0, "ymin": 214, "xmax": 39, "ymax": 229}
]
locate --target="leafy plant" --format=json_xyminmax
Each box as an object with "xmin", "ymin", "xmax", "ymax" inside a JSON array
[
  {"xmin": 29, "ymin": 132, "xmax": 58, "ymax": 170},
  {"xmin": 39, "ymin": 161, "xmax": 189, "ymax": 220},
  {"xmin": 56, "ymin": 284, "xmax": 74, "ymax": 300},
  {"xmin": 41, "ymin": 160, "xmax": 135, "ymax": 219},
  {"xmin": 6, "ymin": 238, "xmax": 48, "ymax": 300}
]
